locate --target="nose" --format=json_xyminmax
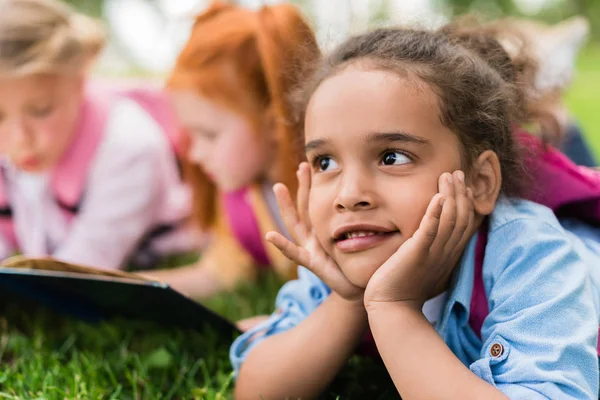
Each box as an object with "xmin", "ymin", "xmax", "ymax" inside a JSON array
[{"xmin": 334, "ymin": 167, "xmax": 376, "ymax": 212}]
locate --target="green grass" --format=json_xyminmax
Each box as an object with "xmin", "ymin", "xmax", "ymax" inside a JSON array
[
  {"xmin": 565, "ymin": 44, "xmax": 600, "ymax": 156},
  {"xmin": 1, "ymin": 46, "xmax": 599, "ymax": 400},
  {"xmin": 0, "ymin": 263, "xmax": 397, "ymax": 400},
  {"xmin": 0, "ymin": 267, "xmax": 279, "ymax": 400}
]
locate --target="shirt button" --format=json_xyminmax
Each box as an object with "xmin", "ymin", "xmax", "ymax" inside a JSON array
[{"xmin": 490, "ymin": 342, "xmax": 504, "ymax": 358}]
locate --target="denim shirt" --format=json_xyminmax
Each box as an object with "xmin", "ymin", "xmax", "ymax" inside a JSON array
[{"xmin": 230, "ymin": 199, "xmax": 600, "ymax": 399}]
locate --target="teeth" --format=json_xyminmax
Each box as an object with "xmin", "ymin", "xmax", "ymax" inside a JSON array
[{"xmin": 345, "ymin": 231, "xmax": 381, "ymax": 239}]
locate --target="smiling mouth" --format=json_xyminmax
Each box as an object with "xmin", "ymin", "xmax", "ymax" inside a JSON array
[{"xmin": 333, "ymin": 228, "xmax": 400, "ymax": 253}]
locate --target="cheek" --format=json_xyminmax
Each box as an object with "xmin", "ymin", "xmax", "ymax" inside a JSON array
[
  {"xmin": 308, "ymin": 183, "xmax": 336, "ymax": 249},
  {"xmin": 37, "ymin": 115, "xmax": 72, "ymax": 152},
  {"xmin": 388, "ymin": 175, "xmax": 440, "ymax": 235},
  {"xmin": 230, "ymin": 133, "xmax": 265, "ymax": 171}
]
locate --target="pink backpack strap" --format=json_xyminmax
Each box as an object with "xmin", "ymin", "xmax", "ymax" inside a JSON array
[
  {"xmin": 50, "ymin": 86, "xmax": 110, "ymax": 217},
  {"xmin": 222, "ymin": 187, "xmax": 270, "ymax": 267},
  {"xmin": 116, "ymin": 87, "xmax": 183, "ymax": 155},
  {"xmin": 468, "ymin": 220, "xmax": 490, "ymax": 336},
  {"xmin": 88, "ymin": 80, "xmax": 183, "ymax": 156},
  {"xmin": 50, "ymin": 81, "xmax": 183, "ymax": 216}
]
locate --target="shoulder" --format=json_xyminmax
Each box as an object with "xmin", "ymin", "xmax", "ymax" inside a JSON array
[
  {"xmin": 102, "ymin": 96, "xmax": 170, "ymax": 158},
  {"xmin": 487, "ymin": 198, "xmax": 568, "ymax": 252},
  {"xmin": 489, "ymin": 198, "xmax": 561, "ymax": 231},
  {"xmin": 88, "ymin": 96, "xmax": 176, "ymax": 183},
  {"xmin": 483, "ymin": 198, "xmax": 592, "ymax": 295}
]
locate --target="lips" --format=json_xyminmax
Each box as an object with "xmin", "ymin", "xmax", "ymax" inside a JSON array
[
  {"xmin": 333, "ymin": 224, "xmax": 400, "ymax": 253},
  {"xmin": 18, "ymin": 155, "xmax": 41, "ymax": 169}
]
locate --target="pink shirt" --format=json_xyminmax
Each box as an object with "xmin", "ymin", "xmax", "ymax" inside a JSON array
[{"xmin": 0, "ymin": 97, "xmax": 196, "ymax": 268}]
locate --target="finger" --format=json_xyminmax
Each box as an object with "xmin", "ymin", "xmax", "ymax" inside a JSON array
[
  {"xmin": 413, "ymin": 193, "xmax": 445, "ymax": 250},
  {"xmin": 431, "ymin": 173, "xmax": 456, "ymax": 254},
  {"xmin": 452, "ymin": 186, "xmax": 476, "ymax": 258},
  {"xmin": 438, "ymin": 171, "xmax": 455, "ymax": 198},
  {"xmin": 273, "ymin": 184, "xmax": 306, "ymax": 242},
  {"xmin": 266, "ymin": 231, "xmax": 310, "ymax": 266},
  {"xmin": 296, "ymin": 162, "xmax": 311, "ymax": 229},
  {"xmin": 445, "ymin": 170, "xmax": 469, "ymax": 251}
]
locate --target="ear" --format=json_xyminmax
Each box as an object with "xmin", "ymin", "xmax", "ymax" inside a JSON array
[{"xmin": 469, "ymin": 150, "xmax": 502, "ymax": 216}]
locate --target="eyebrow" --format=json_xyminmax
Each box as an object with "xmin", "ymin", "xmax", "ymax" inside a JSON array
[
  {"xmin": 305, "ymin": 138, "xmax": 331, "ymax": 152},
  {"xmin": 365, "ymin": 131, "xmax": 430, "ymax": 145},
  {"xmin": 304, "ymin": 131, "xmax": 429, "ymax": 153}
]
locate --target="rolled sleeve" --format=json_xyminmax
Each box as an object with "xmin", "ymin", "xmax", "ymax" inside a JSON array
[
  {"xmin": 474, "ymin": 219, "xmax": 599, "ymax": 399},
  {"xmin": 229, "ymin": 266, "xmax": 330, "ymax": 375}
]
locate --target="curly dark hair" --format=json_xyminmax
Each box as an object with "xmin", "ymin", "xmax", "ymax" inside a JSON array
[{"xmin": 294, "ymin": 21, "xmax": 542, "ymax": 197}]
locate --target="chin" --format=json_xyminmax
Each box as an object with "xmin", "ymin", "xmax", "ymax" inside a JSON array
[
  {"xmin": 336, "ymin": 251, "xmax": 395, "ymax": 288},
  {"xmin": 331, "ymin": 234, "xmax": 403, "ymax": 286}
]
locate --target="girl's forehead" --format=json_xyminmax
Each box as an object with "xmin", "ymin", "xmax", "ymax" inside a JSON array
[
  {"xmin": 0, "ymin": 74, "xmax": 69, "ymax": 105},
  {"xmin": 304, "ymin": 67, "xmax": 442, "ymax": 143}
]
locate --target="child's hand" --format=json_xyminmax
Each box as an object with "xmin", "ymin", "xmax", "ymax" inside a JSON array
[
  {"xmin": 364, "ymin": 170, "xmax": 475, "ymax": 311},
  {"xmin": 266, "ymin": 163, "xmax": 364, "ymax": 302}
]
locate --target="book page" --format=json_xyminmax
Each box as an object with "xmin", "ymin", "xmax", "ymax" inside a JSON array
[{"xmin": 0, "ymin": 255, "xmax": 153, "ymax": 282}]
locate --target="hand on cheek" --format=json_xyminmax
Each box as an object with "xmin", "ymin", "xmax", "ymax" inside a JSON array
[
  {"xmin": 266, "ymin": 162, "xmax": 365, "ymax": 303},
  {"xmin": 364, "ymin": 170, "xmax": 475, "ymax": 311}
]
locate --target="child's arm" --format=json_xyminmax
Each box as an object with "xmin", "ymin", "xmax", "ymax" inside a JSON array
[
  {"xmin": 145, "ymin": 209, "xmax": 265, "ymax": 298},
  {"xmin": 366, "ymin": 192, "xmax": 599, "ymax": 398},
  {"xmin": 231, "ymin": 267, "xmax": 366, "ymax": 400},
  {"xmin": 368, "ymin": 304, "xmax": 508, "ymax": 400},
  {"xmin": 144, "ymin": 234, "xmax": 256, "ymax": 299},
  {"xmin": 143, "ymin": 261, "xmax": 224, "ymax": 299},
  {"xmin": 236, "ymin": 291, "xmax": 367, "ymax": 400},
  {"xmin": 363, "ymin": 170, "xmax": 509, "ymax": 399}
]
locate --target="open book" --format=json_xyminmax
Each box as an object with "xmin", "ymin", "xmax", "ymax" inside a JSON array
[{"xmin": 0, "ymin": 256, "xmax": 239, "ymax": 336}]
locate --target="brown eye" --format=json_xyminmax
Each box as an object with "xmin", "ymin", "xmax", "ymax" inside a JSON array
[
  {"xmin": 316, "ymin": 156, "xmax": 338, "ymax": 172},
  {"xmin": 381, "ymin": 151, "xmax": 411, "ymax": 166},
  {"xmin": 382, "ymin": 152, "xmax": 397, "ymax": 165}
]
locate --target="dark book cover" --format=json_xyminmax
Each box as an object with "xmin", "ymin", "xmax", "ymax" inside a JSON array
[{"xmin": 0, "ymin": 256, "xmax": 240, "ymax": 337}]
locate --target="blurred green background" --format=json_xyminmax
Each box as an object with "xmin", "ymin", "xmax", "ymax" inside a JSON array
[{"xmin": 67, "ymin": 0, "xmax": 600, "ymax": 156}]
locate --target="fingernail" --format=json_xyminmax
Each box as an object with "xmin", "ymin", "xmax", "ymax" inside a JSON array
[
  {"xmin": 446, "ymin": 173, "xmax": 453, "ymax": 184},
  {"xmin": 457, "ymin": 171, "xmax": 464, "ymax": 182},
  {"xmin": 440, "ymin": 196, "xmax": 446, "ymax": 206}
]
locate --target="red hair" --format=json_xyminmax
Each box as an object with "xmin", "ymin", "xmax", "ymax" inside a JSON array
[{"xmin": 168, "ymin": 2, "xmax": 318, "ymax": 229}]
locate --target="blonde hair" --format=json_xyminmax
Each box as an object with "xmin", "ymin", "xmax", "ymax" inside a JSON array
[{"xmin": 0, "ymin": 0, "xmax": 106, "ymax": 76}]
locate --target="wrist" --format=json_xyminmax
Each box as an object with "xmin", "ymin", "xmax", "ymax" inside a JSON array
[
  {"xmin": 366, "ymin": 302, "xmax": 430, "ymax": 343},
  {"xmin": 330, "ymin": 291, "xmax": 368, "ymax": 318},
  {"xmin": 365, "ymin": 298, "xmax": 423, "ymax": 316}
]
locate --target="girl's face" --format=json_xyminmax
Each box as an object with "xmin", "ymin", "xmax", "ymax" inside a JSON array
[
  {"xmin": 0, "ymin": 74, "xmax": 84, "ymax": 172},
  {"xmin": 172, "ymin": 90, "xmax": 273, "ymax": 192},
  {"xmin": 305, "ymin": 65, "xmax": 464, "ymax": 288}
]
